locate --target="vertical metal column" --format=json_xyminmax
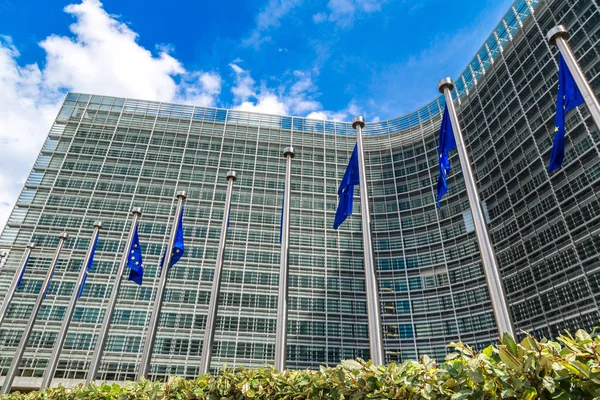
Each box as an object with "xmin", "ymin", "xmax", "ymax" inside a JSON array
[
  {"xmin": 87, "ymin": 208, "xmax": 142, "ymax": 384},
  {"xmin": 40, "ymin": 222, "xmax": 102, "ymax": 390},
  {"xmin": 1, "ymin": 234, "xmax": 68, "ymax": 394},
  {"xmin": 438, "ymin": 78, "xmax": 515, "ymax": 338},
  {"xmin": 274, "ymin": 147, "xmax": 295, "ymax": 371},
  {"xmin": 199, "ymin": 171, "xmax": 236, "ymax": 375},
  {"xmin": 547, "ymin": 25, "xmax": 600, "ymax": 131},
  {"xmin": 0, "ymin": 243, "xmax": 35, "ymax": 328},
  {"xmin": 137, "ymin": 192, "xmax": 186, "ymax": 380},
  {"xmin": 352, "ymin": 116, "xmax": 385, "ymax": 366}
]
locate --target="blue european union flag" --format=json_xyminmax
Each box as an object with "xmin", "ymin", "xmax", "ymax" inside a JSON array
[
  {"xmin": 127, "ymin": 223, "xmax": 144, "ymax": 285},
  {"xmin": 436, "ymin": 105, "xmax": 457, "ymax": 207},
  {"xmin": 227, "ymin": 202, "xmax": 232, "ymax": 228},
  {"xmin": 548, "ymin": 54, "xmax": 585, "ymax": 173},
  {"xmin": 280, "ymin": 185, "xmax": 285, "ymax": 243},
  {"xmin": 78, "ymin": 233, "xmax": 99, "ymax": 298},
  {"xmin": 161, "ymin": 205, "xmax": 185, "ymax": 268},
  {"xmin": 16, "ymin": 253, "xmax": 31, "ymax": 288},
  {"xmin": 333, "ymin": 144, "xmax": 360, "ymax": 229}
]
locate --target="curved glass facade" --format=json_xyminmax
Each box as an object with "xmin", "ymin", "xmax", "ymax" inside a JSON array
[{"xmin": 0, "ymin": 0, "xmax": 599, "ymax": 388}]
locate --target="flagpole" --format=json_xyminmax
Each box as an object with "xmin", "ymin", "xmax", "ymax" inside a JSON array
[
  {"xmin": 199, "ymin": 172, "xmax": 236, "ymax": 375},
  {"xmin": 0, "ymin": 243, "xmax": 35, "ymax": 328},
  {"xmin": 547, "ymin": 26, "xmax": 600, "ymax": 131},
  {"xmin": 86, "ymin": 208, "xmax": 142, "ymax": 384},
  {"xmin": 137, "ymin": 192, "xmax": 186, "ymax": 380},
  {"xmin": 352, "ymin": 116, "xmax": 385, "ymax": 366},
  {"xmin": 274, "ymin": 147, "xmax": 294, "ymax": 371},
  {"xmin": 1, "ymin": 233, "xmax": 67, "ymax": 394},
  {"xmin": 438, "ymin": 78, "xmax": 515, "ymax": 338},
  {"xmin": 40, "ymin": 222, "xmax": 103, "ymax": 390}
]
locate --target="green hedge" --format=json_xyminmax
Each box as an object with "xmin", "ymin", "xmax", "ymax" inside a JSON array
[{"xmin": 4, "ymin": 330, "xmax": 600, "ymax": 399}]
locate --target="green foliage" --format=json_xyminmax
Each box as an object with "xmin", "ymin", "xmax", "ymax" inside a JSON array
[{"xmin": 4, "ymin": 330, "xmax": 600, "ymax": 399}]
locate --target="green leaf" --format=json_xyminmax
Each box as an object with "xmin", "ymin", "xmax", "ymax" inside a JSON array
[
  {"xmin": 8, "ymin": 329, "xmax": 600, "ymax": 400},
  {"xmin": 570, "ymin": 360, "xmax": 591, "ymax": 378},
  {"xmin": 551, "ymin": 390, "xmax": 571, "ymax": 400},
  {"xmin": 575, "ymin": 329, "xmax": 591, "ymax": 342},
  {"xmin": 522, "ymin": 387, "xmax": 537, "ymax": 400},
  {"xmin": 503, "ymin": 333, "xmax": 519, "ymax": 357},
  {"xmin": 542, "ymin": 376, "xmax": 556, "ymax": 394},
  {"xmin": 450, "ymin": 390, "xmax": 471, "ymax": 400},
  {"xmin": 520, "ymin": 336, "xmax": 535, "ymax": 351},
  {"xmin": 482, "ymin": 345, "xmax": 494, "ymax": 358},
  {"xmin": 499, "ymin": 347, "xmax": 522, "ymax": 371},
  {"xmin": 340, "ymin": 360, "xmax": 363, "ymax": 371}
]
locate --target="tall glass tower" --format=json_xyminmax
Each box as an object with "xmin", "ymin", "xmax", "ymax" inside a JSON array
[{"xmin": 0, "ymin": 0, "xmax": 599, "ymax": 389}]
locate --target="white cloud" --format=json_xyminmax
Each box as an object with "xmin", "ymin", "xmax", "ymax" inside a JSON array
[
  {"xmin": 230, "ymin": 62, "xmax": 325, "ymax": 117},
  {"xmin": 313, "ymin": 0, "xmax": 385, "ymax": 28},
  {"xmin": 305, "ymin": 99, "xmax": 362, "ymax": 122},
  {"xmin": 229, "ymin": 63, "xmax": 256, "ymax": 102},
  {"xmin": 39, "ymin": 0, "xmax": 220, "ymax": 102},
  {"xmin": 305, "ymin": 110, "xmax": 347, "ymax": 121},
  {"xmin": 176, "ymin": 71, "xmax": 222, "ymax": 107},
  {"xmin": 347, "ymin": 99, "xmax": 361, "ymax": 116},
  {"xmin": 312, "ymin": 12, "xmax": 327, "ymax": 24},
  {"xmin": 229, "ymin": 62, "xmax": 287, "ymax": 115},
  {"xmin": 200, "ymin": 72, "xmax": 222, "ymax": 95},
  {"xmin": 243, "ymin": 0, "xmax": 303, "ymax": 48},
  {"xmin": 305, "ymin": 111, "xmax": 328, "ymax": 120},
  {"xmin": 0, "ymin": 0, "xmax": 221, "ymax": 230},
  {"xmin": 0, "ymin": 38, "xmax": 63, "ymax": 231},
  {"xmin": 0, "ymin": 0, "xmax": 376, "ymax": 231},
  {"xmin": 236, "ymin": 94, "xmax": 289, "ymax": 116}
]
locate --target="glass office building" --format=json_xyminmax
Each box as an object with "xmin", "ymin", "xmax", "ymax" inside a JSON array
[{"xmin": 0, "ymin": 0, "xmax": 599, "ymax": 389}]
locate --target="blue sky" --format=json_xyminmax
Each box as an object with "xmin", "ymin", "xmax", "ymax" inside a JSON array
[{"xmin": 0, "ymin": 0, "xmax": 514, "ymax": 227}]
